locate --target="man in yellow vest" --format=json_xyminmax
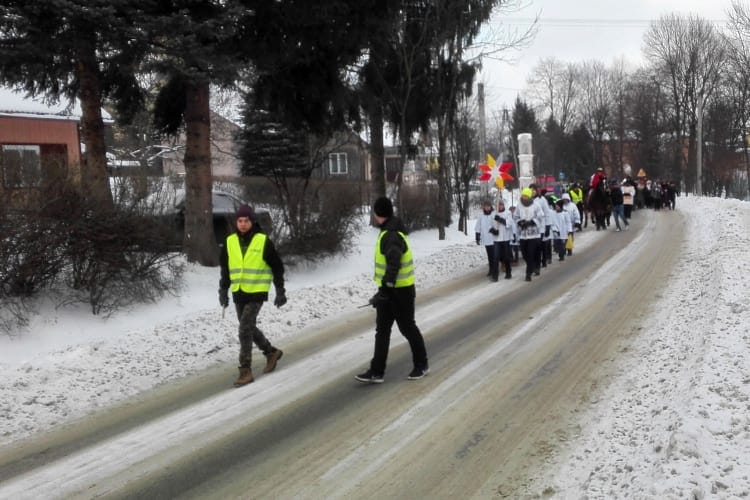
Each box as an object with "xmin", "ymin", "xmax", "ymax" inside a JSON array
[
  {"xmin": 355, "ymin": 197, "xmax": 429, "ymax": 384},
  {"xmin": 569, "ymin": 182, "xmax": 584, "ymax": 231},
  {"xmin": 219, "ymin": 204, "xmax": 286, "ymax": 387}
]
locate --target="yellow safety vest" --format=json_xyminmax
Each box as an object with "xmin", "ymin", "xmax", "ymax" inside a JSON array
[
  {"xmin": 226, "ymin": 233, "xmax": 272, "ymax": 293},
  {"xmin": 570, "ymin": 187, "xmax": 583, "ymax": 204},
  {"xmin": 373, "ymin": 231, "xmax": 415, "ymax": 287}
]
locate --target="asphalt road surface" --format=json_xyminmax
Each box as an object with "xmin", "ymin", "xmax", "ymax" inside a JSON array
[{"xmin": 0, "ymin": 211, "xmax": 681, "ymax": 499}]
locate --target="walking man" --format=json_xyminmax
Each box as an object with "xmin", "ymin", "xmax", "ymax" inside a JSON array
[
  {"xmin": 492, "ymin": 198, "xmax": 515, "ymax": 279},
  {"xmin": 609, "ymin": 179, "xmax": 629, "ymax": 232},
  {"xmin": 516, "ymin": 188, "xmax": 544, "ymax": 282},
  {"xmin": 219, "ymin": 204, "xmax": 286, "ymax": 387},
  {"xmin": 356, "ymin": 197, "xmax": 429, "ymax": 384}
]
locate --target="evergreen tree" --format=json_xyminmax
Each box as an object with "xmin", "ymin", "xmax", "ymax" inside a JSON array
[
  {"xmin": 563, "ymin": 123, "xmax": 594, "ymax": 183},
  {"xmin": 0, "ymin": 0, "xmax": 147, "ymax": 207},
  {"xmin": 145, "ymin": 0, "xmax": 245, "ymax": 266},
  {"xmin": 239, "ymin": 109, "xmax": 308, "ymax": 179},
  {"xmin": 244, "ymin": 0, "xmax": 387, "ymax": 135}
]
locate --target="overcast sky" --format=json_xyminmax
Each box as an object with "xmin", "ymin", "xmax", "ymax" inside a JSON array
[{"xmin": 477, "ymin": 0, "xmax": 735, "ymax": 113}]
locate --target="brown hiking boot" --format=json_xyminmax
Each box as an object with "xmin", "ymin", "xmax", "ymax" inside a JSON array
[
  {"xmin": 263, "ymin": 349, "xmax": 283, "ymax": 374},
  {"xmin": 233, "ymin": 367, "xmax": 254, "ymax": 387}
]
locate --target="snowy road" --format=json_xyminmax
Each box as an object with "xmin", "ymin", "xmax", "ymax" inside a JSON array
[{"xmin": 0, "ymin": 213, "xmax": 681, "ymax": 498}]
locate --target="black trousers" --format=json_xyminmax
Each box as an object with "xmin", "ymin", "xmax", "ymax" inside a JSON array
[
  {"xmin": 520, "ymin": 238, "xmax": 541, "ymax": 279},
  {"xmin": 484, "ymin": 244, "xmax": 498, "ymax": 278},
  {"xmin": 370, "ymin": 286, "xmax": 428, "ymax": 375},
  {"xmin": 494, "ymin": 240, "xmax": 512, "ymax": 277}
]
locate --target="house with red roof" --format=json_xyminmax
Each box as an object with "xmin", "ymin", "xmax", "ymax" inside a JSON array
[{"xmin": 0, "ymin": 86, "xmax": 111, "ymax": 210}]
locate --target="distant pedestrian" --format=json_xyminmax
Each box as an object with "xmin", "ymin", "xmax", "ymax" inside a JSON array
[
  {"xmin": 621, "ymin": 180, "xmax": 635, "ymax": 220},
  {"xmin": 509, "ymin": 205, "xmax": 520, "ymax": 264},
  {"xmin": 475, "ymin": 198, "xmax": 499, "ymax": 281},
  {"xmin": 552, "ymin": 198, "xmax": 570, "ymax": 261},
  {"xmin": 560, "ymin": 193, "xmax": 579, "ymax": 255},
  {"xmin": 516, "ymin": 188, "xmax": 544, "ymax": 282},
  {"xmin": 609, "ymin": 179, "xmax": 628, "ymax": 231},
  {"xmin": 569, "ymin": 183, "xmax": 585, "ymax": 230},
  {"xmin": 492, "ymin": 198, "xmax": 515, "ymax": 280},
  {"xmin": 529, "ymin": 184, "xmax": 552, "ymax": 272},
  {"xmin": 219, "ymin": 205, "xmax": 285, "ymax": 387},
  {"xmin": 356, "ymin": 197, "xmax": 429, "ymax": 384}
]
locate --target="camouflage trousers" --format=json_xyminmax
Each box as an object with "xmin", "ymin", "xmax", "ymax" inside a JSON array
[{"xmin": 235, "ymin": 301, "xmax": 275, "ymax": 369}]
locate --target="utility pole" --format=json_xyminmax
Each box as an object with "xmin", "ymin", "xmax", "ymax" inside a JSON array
[
  {"xmin": 502, "ymin": 107, "xmax": 518, "ymax": 206},
  {"xmin": 478, "ymin": 83, "xmax": 487, "ymax": 199},
  {"xmin": 696, "ymin": 94, "xmax": 703, "ymax": 196}
]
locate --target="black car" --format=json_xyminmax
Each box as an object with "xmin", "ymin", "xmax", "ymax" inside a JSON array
[{"xmin": 172, "ymin": 190, "xmax": 273, "ymax": 246}]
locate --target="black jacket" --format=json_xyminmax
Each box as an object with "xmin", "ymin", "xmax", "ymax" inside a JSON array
[
  {"xmin": 610, "ymin": 187, "xmax": 624, "ymax": 206},
  {"xmin": 219, "ymin": 224, "xmax": 284, "ymax": 304}
]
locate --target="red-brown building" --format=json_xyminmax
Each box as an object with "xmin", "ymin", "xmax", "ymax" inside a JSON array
[{"xmin": 0, "ymin": 86, "xmax": 101, "ymax": 210}]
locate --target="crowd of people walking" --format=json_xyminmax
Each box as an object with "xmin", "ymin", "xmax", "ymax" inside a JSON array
[
  {"xmin": 475, "ymin": 181, "xmax": 581, "ymax": 283},
  {"xmin": 217, "ymin": 169, "xmax": 677, "ymax": 387},
  {"xmin": 475, "ymin": 167, "xmax": 678, "ymax": 284}
]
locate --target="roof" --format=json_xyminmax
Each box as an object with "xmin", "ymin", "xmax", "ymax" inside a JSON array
[{"xmin": 0, "ymin": 85, "xmax": 112, "ymax": 122}]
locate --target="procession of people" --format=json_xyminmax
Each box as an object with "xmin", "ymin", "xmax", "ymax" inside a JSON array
[{"xmin": 218, "ymin": 166, "xmax": 675, "ymax": 387}]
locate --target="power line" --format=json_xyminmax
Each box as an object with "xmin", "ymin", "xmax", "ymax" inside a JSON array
[{"xmin": 492, "ymin": 17, "xmax": 726, "ymax": 28}]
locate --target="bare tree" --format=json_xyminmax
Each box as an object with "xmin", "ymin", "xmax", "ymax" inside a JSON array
[
  {"xmin": 609, "ymin": 58, "xmax": 632, "ymax": 174},
  {"xmin": 726, "ymin": 0, "xmax": 750, "ymax": 199},
  {"xmin": 644, "ymin": 13, "xmax": 728, "ymax": 192},
  {"xmin": 624, "ymin": 67, "xmax": 666, "ymax": 178},
  {"xmin": 574, "ymin": 60, "xmax": 612, "ymax": 168},
  {"xmin": 526, "ymin": 57, "xmax": 578, "ymax": 133},
  {"xmin": 449, "ymin": 95, "xmax": 480, "ymax": 234}
]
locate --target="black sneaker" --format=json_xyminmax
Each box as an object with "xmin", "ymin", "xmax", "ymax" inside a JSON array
[
  {"xmin": 407, "ymin": 367, "xmax": 430, "ymax": 380},
  {"xmin": 355, "ymin": 370, "xmax": 384, "ymax": 384}
]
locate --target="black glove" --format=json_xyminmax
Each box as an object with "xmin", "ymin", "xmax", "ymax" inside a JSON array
[
  {"xmin": 527, "ymin": 220, "xmax": 536, "ymax": 227},
  {"xmin": 369, "ymin": 289, "xmax": 390, "ymax": 308},
  {"xmin": 488, "ymin": 228, "xmax": 499, "ymax": 236},
  {"xmin": 475, "ymin": 233, "xmax": 481, "ymax": 245},
  {"xmin": 544, "ymin": 225, "xmax": 551, "ymax": 237},
  {"xmin": 274, "ymin": 289, "xmax": 287, "ymax": 308},
  {"xmin": 494, "ymin": 214, "xmax": 506, "ymax": 225},
  {"xmin": 219, "ymin": 288, "xmax": 229, "ymax": 308},
  {"xmin": 517, "ymin": 220, "xmax": 527, "ymax": 229}
]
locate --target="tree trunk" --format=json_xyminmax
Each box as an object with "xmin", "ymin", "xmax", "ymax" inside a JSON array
[
  {"xmin": 183, "ymin": 81, "xmax": 217, "ymax": 266},
  {"xmin": 76, "ymin": 44, "xmax": 113, "ymax": 208},
  {"xmin": 436, "ymin": 117, "xmax": 448, "ymax": 240},
  {"xmin": 370, "ymin": 100, "xmax": 386, "ymax": 201}
]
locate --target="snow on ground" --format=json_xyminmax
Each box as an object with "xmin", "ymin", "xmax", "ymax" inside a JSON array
[
  {"xmin": 1, "ymin": 196, "xmax": 749, "ymax": 498},
  {"xmin": 523, "ymin": 197, "xmax": 750, "ymax": 498}
]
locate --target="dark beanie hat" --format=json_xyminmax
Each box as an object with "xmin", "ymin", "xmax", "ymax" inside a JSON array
[
  {"xmin": 373, "ymin": 197, "xmax": 393, "ymax": 218},
  {"xmin": 236, "ymin": 204, "xmax": 255, "ymax": 220}
]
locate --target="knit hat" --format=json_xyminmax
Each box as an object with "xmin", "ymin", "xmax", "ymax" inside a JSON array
[
  {"xmin": 236, "ymin": 204, "xmax": 255, "ymax": 220},
  {"xmin": 521, "ymin": 187, "xmax": 533, "ymax": 198},
  {"xmin": 497, "ymin": 198, "xmax": 505, "ymax": 205},
  {"xmin": 561, "ymin": 193, "xmax": 571, "ymax": 201},
  {"xmin": 373, "ymin": 197, "xmax": 393, "ymax": 218}
]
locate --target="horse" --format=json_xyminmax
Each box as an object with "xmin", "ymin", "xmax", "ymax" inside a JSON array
[{"xmin": 586, "ymin": 181, "xmax": 610, "ymax": 231}]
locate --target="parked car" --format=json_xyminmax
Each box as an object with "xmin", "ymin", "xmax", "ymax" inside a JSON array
[{"xmin": 172, "ymin": 189, "xmax": 273, "ymax": 247}]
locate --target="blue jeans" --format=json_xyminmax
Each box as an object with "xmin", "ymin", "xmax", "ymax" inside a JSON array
[{"xmin": 613, "ymin": 204, "xmax": 627, "ymax": 230}]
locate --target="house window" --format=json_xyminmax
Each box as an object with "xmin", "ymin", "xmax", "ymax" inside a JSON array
[
  {"xmin": 328, "ymin": 152, "xmax": 348, "ymax": 175},
  {"xmin": 2, "ymin": 145, "xmax": 41, "ymax": 188}
]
